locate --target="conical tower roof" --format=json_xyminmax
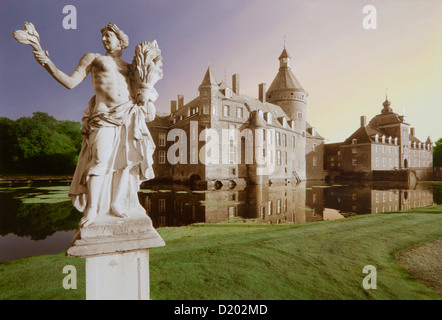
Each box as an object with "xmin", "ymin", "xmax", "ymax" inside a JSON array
[
  {"xmin": 199, "ymin": 67, "xmax": 218, "ymax": 87},
  {"xmin": 268, "ymin": 49, "xmax": 305, "ymax": 93}
]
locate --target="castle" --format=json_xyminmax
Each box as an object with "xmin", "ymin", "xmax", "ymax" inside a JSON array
[
  {"xmin": 148, "ymin": 49, "xmax": 434, "ymax": 187},
  {"xmin": 147, "ymin": 48, "xmax": 324, "ymax": 187},
  {"xmin": 324, "ymin": 97, "xmax": 433, "ymax": 181}
]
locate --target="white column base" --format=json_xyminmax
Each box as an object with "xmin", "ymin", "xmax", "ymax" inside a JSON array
[
  {"xmin": 67, "ymin": 215, "xmax": 164, "ymax": 300},
  {"xmin": 86, "ymin": 249, "xmax": 150, "ymax": 300}
]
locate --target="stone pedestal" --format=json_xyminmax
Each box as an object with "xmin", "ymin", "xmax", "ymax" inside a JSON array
[{"xmin": 67, "ymin": 216, "xmax": 164, "ymax": 300}]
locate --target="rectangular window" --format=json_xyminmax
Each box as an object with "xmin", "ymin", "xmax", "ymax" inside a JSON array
[
  {"xmin": 313, "ymin": 156, "xmax": 317, "ymax": 167},
  {"xmin": 159, "ymin": 150, "xmax": 166, "ymax": 164},
  {"xmin": 282, "ymin": 134, "xmax": 286, "ymax": 147},
  {"xmin": 277, "ymin": 150, "xmax": 281, "ymax": 165},
  {"xmin": 277, "ymin": 199, "xmax": 281, "ymax": 214},
  {"xmin": 229, "ymin": 145, "xmax": 236, "ymax": 164},
  {"xmin": 159, "ymin": 133, "xmax": 166, "ymax": 146},
  {"xmin": 260, "ymin": 206, "xmax": 265, "ymax": 217},
  {"xmin": 283, "ymin": 152, "xmax": 287, "ymax": 165},
  {"xmin": 268, "ymin": 201, "xmax": 272, "ymax": 215},
  {"xmin": 352, "ymin": 158, "xmax": 357, "ymax": 166},
  {"xmin": 276, "ymin": 132, "xmax": 281, "ymax": 146},
  {"xmin": 223, "ymin": 105, "xmax": 230, "ymax": 117},
  {"xmin": 203, "ymin": 105, "xmax": 209, "ymax": 114},
  {"xmin": 297, "ymin": 112, "xmax": 302, "ymax": 120},
  {"xmin": 229, "ymin": 124, "xmax": 236, "ymax": 140},
  {"xmin": 292, "ymin": 136, "xmax": 295, "ymax": 149},
  {"xmin": 313, "ymin": 143, "xmax": 317, "ymax": 152},
  {"xmin": 237, "ymin": 107, "xmax": 243, "ymax": 118}
]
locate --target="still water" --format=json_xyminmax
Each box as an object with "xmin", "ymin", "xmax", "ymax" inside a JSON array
[{"xmin": 0, "ymin": 180, "xmax": 440, "ymax": 261}]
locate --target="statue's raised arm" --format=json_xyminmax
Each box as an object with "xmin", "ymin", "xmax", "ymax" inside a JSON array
[{"xmin": 13, "ymin": 22, "xmax": 94, "ymax": 90}]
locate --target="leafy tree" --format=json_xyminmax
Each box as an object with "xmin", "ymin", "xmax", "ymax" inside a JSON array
[
  {"xmin": 434, "ymin": 138, "xmax": 442, "ymax": 167},
  {"xmin": 0, "ymin": 112, "xmax": 82, "ymax": 174}
]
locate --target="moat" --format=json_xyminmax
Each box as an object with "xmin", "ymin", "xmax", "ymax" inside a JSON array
[{"xmin": 0, "ymin": 180, "xmax": 440, "ymax": 261}]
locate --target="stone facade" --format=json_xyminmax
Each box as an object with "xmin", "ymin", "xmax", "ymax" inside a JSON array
[
  {"xmin": 148, "ymin": 49, "xmax": 324, "ymax": 186},
  {"xmin": 324, "ymin": 98, "xmax": 433, "ymax": 180}
]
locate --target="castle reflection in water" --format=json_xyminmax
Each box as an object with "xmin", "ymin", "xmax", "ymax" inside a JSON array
[{"xmin": 139, "ymin": 182, "xmax": 437, "ymax": 228}]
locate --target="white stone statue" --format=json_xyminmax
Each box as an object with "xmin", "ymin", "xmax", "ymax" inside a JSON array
[{"xmin": 13, "ymin": 22, "xmax": 163, "ymax": 227}]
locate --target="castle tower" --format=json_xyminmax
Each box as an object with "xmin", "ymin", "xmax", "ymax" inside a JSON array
[
  {"xmin": 267, "ymin": 48, "xmax": 308, "ymax": 133},
  {"xmin": 267, "ymin": 48, "xmax": 308, "ymax": 180},
  {"xmin": 199, "ymin": 67, "xmax": 219, "ymax": 115}
]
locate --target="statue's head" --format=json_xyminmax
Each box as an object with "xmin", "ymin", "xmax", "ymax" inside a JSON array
[{"xmin": 100, "ymin": 23, "xmax": 129, "ymax": 52}]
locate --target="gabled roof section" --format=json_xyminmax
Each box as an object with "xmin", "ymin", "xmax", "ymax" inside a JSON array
[
  {"xmin": 306, "ymin": 122, "xmax": 324, "ymax": 140},
  {"xmin": 343, "ymin": 125, "xmax": 390, "ymax": 145},
  {"xmin": 409, "ymin": 135, "xmax": 423, "ymax": 144}
]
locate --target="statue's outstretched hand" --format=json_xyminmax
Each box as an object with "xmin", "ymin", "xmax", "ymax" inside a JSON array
[{"xmin": 33, "ymin": 50, "xmax": 49, "ymax": 66}]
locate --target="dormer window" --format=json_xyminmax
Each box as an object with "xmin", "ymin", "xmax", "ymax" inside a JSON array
[
  {"xmin": 388, "ymin": 136, "xmax": 392, "ymax": 144},
  {"xmin": 375, "ymin": 134, "xmax": 379, "ymax": 143},
  {"xmin": 265, "ymin": 112, "xmax": 272, "ymax": 124},
  {"xmin": 382, "ymin": 135, "xmax": 386, "ymax": 143},
  {"xmin": 352, "ymin": 139, "xmax": 358, "ymax": 145}
]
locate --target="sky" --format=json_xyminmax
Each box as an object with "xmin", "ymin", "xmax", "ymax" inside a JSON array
[{"xmin": 1, "ymin": 0, "xmax": 441, "ymax": 143}]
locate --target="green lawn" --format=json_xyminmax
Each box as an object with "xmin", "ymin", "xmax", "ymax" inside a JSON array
[{"xmin": 1, "ymin": 207, "xmax": 441, "ymax": 300}]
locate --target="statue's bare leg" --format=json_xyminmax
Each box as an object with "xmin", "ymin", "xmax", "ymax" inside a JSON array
[
  {"xmin": 111, "ymin": 168, "xmax": 129, "ymax": 218},
  {"xmin": 80, "ymin": 174, "xmax": 105, "ymax": 227}
]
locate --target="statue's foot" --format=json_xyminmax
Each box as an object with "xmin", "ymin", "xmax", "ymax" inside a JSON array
[
  {"xmin": 80, "ymin": 210, "xmax": 97, "ymax": 227},
  {"xmin": 111, "ymin": 203, "xmax": 128, "ymax": 219}
]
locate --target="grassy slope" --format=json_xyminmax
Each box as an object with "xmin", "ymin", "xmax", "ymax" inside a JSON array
[{"xmin": 1, "ymin": 209, "xmax": 441, "ymax": 300}]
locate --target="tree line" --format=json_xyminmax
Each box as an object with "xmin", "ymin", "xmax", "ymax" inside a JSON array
[
  {"xmin": 0, "ymin": 111, "xmax": 441, "ymax": 175},
  {"xmin": 0, "ymin": 112, "xmax": 83, "ymax": 175}
]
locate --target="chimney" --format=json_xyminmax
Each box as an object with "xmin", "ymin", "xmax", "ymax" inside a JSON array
[
  {"xmin": 178, "ymin": 95, "xmax": 184, "ymax": 109},
  {"xmin": 360, "ymin": 116, "xmax": 366, "ymax": 127},
  {"xmin": 232, "ymin": 74, "xmax": 240, "ymax": 95},
  {"xmin": 259, "ymin": 83, "xmax": 266, "ymax": 103},
  {"xmin": 410, "ymin": 127, "xmax": 415, "ymax": 136},
  {"xmin": 171, "ymin": 100, "xmax": 177, "ymax": 114}
]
